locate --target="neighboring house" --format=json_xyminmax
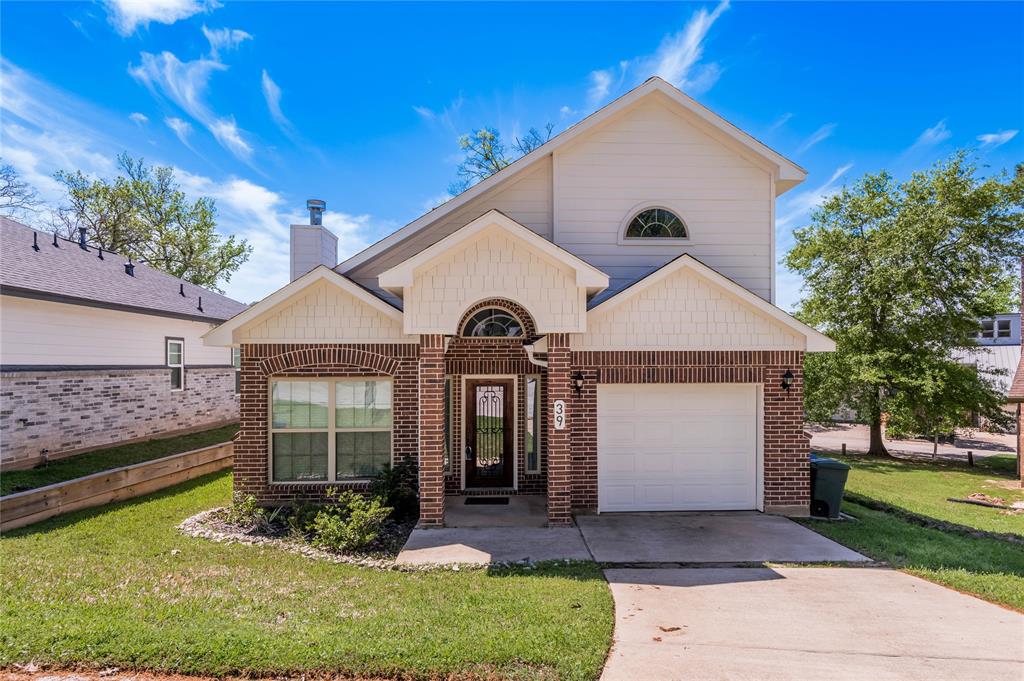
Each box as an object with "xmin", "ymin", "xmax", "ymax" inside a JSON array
[
  {"xmin": 954, "ymin": 312, "xmax": 1021, "ymax": 429},
  {"xmin": 1007, "ymin": 263, "xmax": 1024, "ymax": 483},
  {"xmin": 0, "ymin": 217, "xmax": 247, "ymax": 470},
  {"xmin": 205, "ymin": 77, "xmax": 835, "ymax": 526}
]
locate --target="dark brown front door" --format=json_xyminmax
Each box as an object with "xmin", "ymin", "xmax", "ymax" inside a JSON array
[{"xmin": 465, "ymin": 379, "xmax": 515, "ymax": 487}]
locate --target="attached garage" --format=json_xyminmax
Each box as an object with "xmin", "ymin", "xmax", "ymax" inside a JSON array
[{"xmin": 597, "ymin": 384, "xmax": 760, "ymax": 512}]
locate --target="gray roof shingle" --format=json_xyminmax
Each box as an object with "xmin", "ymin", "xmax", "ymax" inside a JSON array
[{"xmin": 0, "ymin": 217, "xmax": 247, "ymax": 322}]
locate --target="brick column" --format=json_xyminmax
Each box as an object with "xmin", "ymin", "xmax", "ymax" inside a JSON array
[
  {"xmin": 763, "ymin": 358, "xmax": 811, "ymax": 515},
  {"xmin": 546, "ymin": 333, "xmax": 573, "ymax": 526},
  {"xmin": 418, "ymin": 334, "xmax": 446, "ymax": 527}
]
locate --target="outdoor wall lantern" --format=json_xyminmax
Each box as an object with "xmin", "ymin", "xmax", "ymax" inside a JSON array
[
  {"xmin": 572, "ymin": 371, "xmax": 585, "ymax": 396},
  {"xmin": 780, "ymin": 369, "xmax": 795, "ymax": 391}
]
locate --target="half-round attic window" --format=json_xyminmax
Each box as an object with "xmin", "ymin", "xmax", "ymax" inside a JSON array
[
  {"xmin": 624, "ymin": 208, "xmax": 688, "ymax": 239},
  {"xmin": 462, "ymin": 308, "xmax": 524, "ymax": 337}
]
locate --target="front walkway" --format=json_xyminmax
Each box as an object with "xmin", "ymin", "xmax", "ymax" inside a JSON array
[{"xmin": 601, "ymin": 567, "xmax": 1024, "ymax": 681}]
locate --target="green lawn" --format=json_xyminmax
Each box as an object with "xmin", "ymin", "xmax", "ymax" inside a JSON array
[
  {"xmin": 0, "ymin": 424, "xmax": 239, "ymax": 496},
  {"xmin": 802, "ymin": 501, "xmax": 1024, "ymax": 611},
  {"xmin": 827, "ymin": 452, "xmax": 1024, "ymax": 537},
  {"xmin": 0, "ymin": 471, "xmax": 614, "ymax": 680},
  {"xmin": 800, "ymin": 452, "xmax": 1024, "ymax": 611}
]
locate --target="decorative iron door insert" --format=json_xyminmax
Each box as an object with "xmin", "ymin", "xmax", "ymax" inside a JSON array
[{"xmin": 465, "ymin": 379, "xmax": 515, "ymax": 487}]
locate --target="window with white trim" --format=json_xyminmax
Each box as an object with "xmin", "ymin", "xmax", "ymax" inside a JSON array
[
  {"xmin": 526, "ymin": 375, "xmax": 541, "ymax": 473},
  {"xmin": 979, "ymin": 318, "xmax": 1012, "ymax": 339},
  {"xmin": 166, "ymin": 339, "xmax": 184, "ymax": 391},
  {"xmin": 270, "ymin": 379, "xmax": 392, "ymax": 483},
  {"xmin": 624, "ymin": 208, "xmax": 688, "ymax": 240},
  {"xmin": 232, "ymin": 347, "xmax": 241, "ymax": 394}
]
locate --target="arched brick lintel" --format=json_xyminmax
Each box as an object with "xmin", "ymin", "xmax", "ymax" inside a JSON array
[{"xmin": 258, "ymin": 347, "xmax": 400, "ymax": 377}]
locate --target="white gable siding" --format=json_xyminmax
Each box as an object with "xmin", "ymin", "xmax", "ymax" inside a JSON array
[
  {"xmin": 347, "ymin": 157, "xmax": 553, "ymax": 294},
  {"xmin": 235, "ymin": 280, "xmax": 411, "ymax": 343},
  {"xmin": 553, "ymin": 95, "xmax": 773, "ymax": 300},
  {"xmin": 0, "ymin": 295, "xmax": 230, "ymax": 366},
  {"xmin": 403, "ymin": 227, "xmax": 584, "ymax": 334},
  {"xmin": 573, "ymin": 266, "xmax": 802, "ymax": 350}
]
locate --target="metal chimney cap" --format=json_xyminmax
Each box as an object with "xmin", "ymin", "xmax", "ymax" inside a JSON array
[{"xmin": 306, "ymin": 199, "xmax": 326, "ymax": 226}]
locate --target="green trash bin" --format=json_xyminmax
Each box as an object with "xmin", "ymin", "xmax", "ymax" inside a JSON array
[{"xmin": 809, "ymin": 455, "xmax": 850, "ymax": 519}]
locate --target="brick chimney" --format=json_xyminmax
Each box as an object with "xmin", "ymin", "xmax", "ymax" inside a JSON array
[{"xmin": 289, "ymin": 199, "xmax": 338, "ymax": 281}]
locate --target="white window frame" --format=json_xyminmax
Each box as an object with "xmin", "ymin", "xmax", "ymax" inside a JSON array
[
  {"xmin": 166, "ymin": 338, "xmax": 184, "ymax": 391},
  {"xmin": 231, "ymin": 347, "xmax": 241, "ymax": 395},
  {"xmin": 525, "ymin": 374, "xmax": 542, "ymax": 474},
  {"xmin": 268, "ymin": 377, "xmax": 394, "ymax": 484},
  {"xmin": 997, "ymin": 319, "xmax": 1011, "ymax": 338},
  {"xmin": 617, "ymin": 203, "xmax": 691, "ymax": 245}
]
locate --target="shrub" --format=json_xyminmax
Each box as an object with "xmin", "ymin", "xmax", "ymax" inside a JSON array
[
  {"xmin": 224, "ymin": 493, "xmax": 268, "ymax": 531},
  {"xmin": 370, "ymin": 460, "xmax": 419, "ymax": 520},
  {"xmin": 309, "ymin": 491, "xmax": 393, "ymax": 552}
]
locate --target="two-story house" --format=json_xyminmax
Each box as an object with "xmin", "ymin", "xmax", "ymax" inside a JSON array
[{"xmin": 205, "ymin": 78, "xmax": 835, "ymax": 526}]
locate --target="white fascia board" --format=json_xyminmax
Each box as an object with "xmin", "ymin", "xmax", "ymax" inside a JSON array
[
  {"xmin": 377, "ymin": 209, "xmax": 609, "ymax": 292},
  {"xmin": 339, "ymin": 77, "xmax": 805, "ymax": 273},
  {"xmin": 589, "ymin": 254, "xmax": 835, "ymax": 353},
  {"xmin": 203, "ymin": 265, "xmax": 402, "ymax": 346}
]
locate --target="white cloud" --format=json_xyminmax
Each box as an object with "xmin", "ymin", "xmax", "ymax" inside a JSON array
[
  {"xmin": 413, "ymin": 106, "xmax": 435, "ymax": 121},
  {"xmin": 202, "ymin": 25, "xmax": 252, "ymax": 58},
  {"xmin": 164, "ymin": 116, "xmax": 194, "ymax": 148},
  {"xmin": 912, "ymin": 119, "xmax": 952, "ymax": 149},
  {"xmin": 261, "ymin": 70, "xmax": 296, "ymax": 137},
  {"xmin": 646, "ymin": 0, "xmax": 729, "ymax": 92},
  {"xmin": 769, "ymin": 112, "xmax": 793, "ymax": 131},
  {"xmin": 796, "ymin": 123, "xmax": 836, "ymax": 154},
  {"xmin": 103, "ymin": 0, "xmax": 220, "ymax": 36},
  {"xmin": 129, "ymin": 51, "xmax": 253, "ymax": 161},
  {"xmin": 128, "ymin": 112, "xmax": 149, "ymax": 125},
  {"xmin": 559, "ymin": 105, "xmax": 579, "ymax": 119},
  {"xmin": 776, "ymin": 163, "xmax": 853, "ymax": 230},
  {"xmin": 977, "ymin": 129, "xmax": 1018, "ymax": 148},
  {"xmin": 587, "ymin": 69, "xmax": 613, "ymax": 107},
  {"xmin": 583, "ymin": 0, "xmax": 729, "ymax": 107},
  {"xmin": 421, "ymin": 192, "xmax": 454, "ymax": 212}
]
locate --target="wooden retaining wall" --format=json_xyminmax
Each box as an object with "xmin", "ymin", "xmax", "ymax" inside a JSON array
[{"xmin": 0, "ymin": 442, "xmax": 233, "ymax": 532}]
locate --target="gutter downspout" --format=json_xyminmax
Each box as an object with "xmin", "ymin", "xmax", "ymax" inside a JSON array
[{"xmin": 524, "ymin": 335, "xmax": 548, "ymax": 369}]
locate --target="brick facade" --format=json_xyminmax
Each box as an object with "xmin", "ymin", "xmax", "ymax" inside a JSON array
[
  {"xmin": 570, "ymin": 350, "xmax": 810, "ymax": 514},
  {"xmin": 1, "ymin": 366, "xmax": 238, "ymax": 469},
  {"xmin": 234, "ymin": 343, "xmax": 419, "ymax": 505},
  {"xmin": 234, "ymin": 342, "xmax": 811, "ymax": 519}
]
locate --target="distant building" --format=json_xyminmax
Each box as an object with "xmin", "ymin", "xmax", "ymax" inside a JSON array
[
  {"xmin": 955, "ymin": 312, "xmax": 1021, "ymax": 429},
  {"xmin": 0, "ymin": 217, "xmax": 247, "ymax": 470}
]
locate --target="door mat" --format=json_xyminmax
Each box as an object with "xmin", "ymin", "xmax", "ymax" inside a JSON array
[{"xmin": 465, "ymin": 497, "xmax": 510, "ymax": 505}]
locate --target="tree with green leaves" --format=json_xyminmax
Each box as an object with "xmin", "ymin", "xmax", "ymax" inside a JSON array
[
  {"xmin": 53, "ymin": 153, "xmax": 251, "ymax": 292},
  {"xmin": 449, "ymin": 123, "xmax": 554, "ymax": 195},
  {"xmin": 786, "ymin": 152, "xmax": 1024, "ymax": 456}
]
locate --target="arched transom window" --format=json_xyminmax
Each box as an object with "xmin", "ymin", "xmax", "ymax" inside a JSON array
[
  {"xmin": 462, "ymin": 308, "xmax": 524, "ymax": 337},
  {"xmin": 624, "ymin": 208, "xmax": 688, "ymax": 239}
]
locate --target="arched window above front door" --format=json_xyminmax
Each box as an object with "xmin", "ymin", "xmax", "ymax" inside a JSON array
[{"xmin": 462, "ymin": 308, "xmax": 524, "ymax": 337}]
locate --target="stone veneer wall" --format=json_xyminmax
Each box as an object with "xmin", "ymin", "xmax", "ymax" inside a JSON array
[
  {"xmin": 0, "ymin": 367, "xmax": 238, "ymax": 469},
  {"xmin": 235, "ymin": 343, "xmax": 419, "ymax": 505},
  {"xmin": 569, "ymin": 350, "xmax": 810, "ymax": 514}
]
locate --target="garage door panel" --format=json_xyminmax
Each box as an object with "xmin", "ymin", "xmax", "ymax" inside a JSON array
[{"xmin": 598, "ymin": 384, "xmax": 758, "ymax": 512}]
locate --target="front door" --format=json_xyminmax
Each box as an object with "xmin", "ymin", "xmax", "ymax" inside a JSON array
[{"xmin": 465, "ymin": 379, "xmax": 515, "ymax": 487}]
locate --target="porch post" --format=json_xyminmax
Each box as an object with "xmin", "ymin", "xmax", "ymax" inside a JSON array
[
  {"xmin": 418, "ymin": 334, "xmax": 446, "ymax": 527},
  {"xmin": 546, "ymin": 332, "xmax": 573, "ymax": 526}
]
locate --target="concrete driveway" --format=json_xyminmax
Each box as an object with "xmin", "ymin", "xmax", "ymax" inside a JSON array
[
  {"xmin": 577, "ymin": 512, "xmax": 868, "ymax": 563},
  {"xmin": 602, "ymin": 567, "xmax": 1024, "ymax": 681}
]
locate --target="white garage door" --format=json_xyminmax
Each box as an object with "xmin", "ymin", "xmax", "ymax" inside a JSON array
[{"xmin": 597, "ymin": 384, "xmax": 758, "ymax": 512}]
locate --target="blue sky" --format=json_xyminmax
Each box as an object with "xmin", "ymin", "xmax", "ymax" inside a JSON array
[{"xmin": 2, "ymin": 1, "xmax": 1022, "ymax": 308}]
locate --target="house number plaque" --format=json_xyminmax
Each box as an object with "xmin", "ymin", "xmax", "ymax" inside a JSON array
[{"xmin": 553, "ymin": 399, "xmax": 566, "ymax": 430}]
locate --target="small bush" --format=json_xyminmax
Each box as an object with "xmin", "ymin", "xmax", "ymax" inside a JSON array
[
  {"xmin": 224, "ymin": 493, "xmax": 269, "ymax": 531},
  {"xmin": 309, "ymin": 491, "xmax": 393, "ymax": 552},
  {"xmin": 370, "ymin": 461, "xmax": 419, "ymax": 520}
]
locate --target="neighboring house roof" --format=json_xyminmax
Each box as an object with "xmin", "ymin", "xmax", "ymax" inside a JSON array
[
  {"xmin": 588, "ymin": 253, "xmax": 836, "ymax": 352},
  {"xmin": 0, "ymin": 217, "xmax": 247, "ymax": 323},
  {"xmin": 954, "ymin": 344, "xmax": 1021, "ymax": 396},
  {"xmin": 1009, "ymin": 355, "xmax": 1024, "ymax": 403},
  {"xmin": 203, "ymin": 265, "xmax": 403, "ymax": 346},
  {"xmin": 336, "ymin": 77, "xmax": 806, "ymax": 275},
  {"xmin": 377, "ymin": 209, "xmax": 609, "ymax": 294}
]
